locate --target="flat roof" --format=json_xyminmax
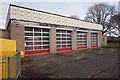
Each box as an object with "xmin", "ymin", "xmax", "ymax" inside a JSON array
[{"xmin": 5, "ymin": 4, "xmax": 103, "ymax": 31}]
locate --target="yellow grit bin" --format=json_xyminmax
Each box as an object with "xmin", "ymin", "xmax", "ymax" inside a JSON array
[
  {"xmin": 0, "ymin": 38, "xmax": 16, "ymax": 57},
  {"xmin": 0, "ymin": 38, "xmax": 16, "ymax": 79}
]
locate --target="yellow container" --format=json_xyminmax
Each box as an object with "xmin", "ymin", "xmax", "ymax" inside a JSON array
[
  {"xmin": 0, "ymin": 38, "xmax": 19, "ymax": 79},
  {"xmin": 20, "ymin": 51, "xmax": 24, "ymax": 58},
  {"xmin": 0, "ymin": 38, "xmax": 16, "ymax": 57}
]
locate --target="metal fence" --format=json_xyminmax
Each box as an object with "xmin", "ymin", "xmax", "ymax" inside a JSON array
[{"xmin": 0, "ymin": 51, "xmax": 21, "ymax": 79}]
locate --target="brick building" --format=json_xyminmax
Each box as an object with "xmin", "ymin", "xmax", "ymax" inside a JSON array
[{"xmin": 0, "ymin": 4, "xmax": 103, "ymax": 55}]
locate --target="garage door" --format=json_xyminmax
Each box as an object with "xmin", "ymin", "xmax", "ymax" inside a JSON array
[
  {"xmin": 56, "ymin": 30, "xmax": 72, "ymax": 52},
  {"xmin": 25, "ymin": 27, "xmax": 50, "ymax": 55},
  {"xmin": 77, "ymin": 31, "xmax": 87, "ymax": 50},
  {"xmin": 91, "ymin": 33, "xmax": 98, "ymax": 48}
]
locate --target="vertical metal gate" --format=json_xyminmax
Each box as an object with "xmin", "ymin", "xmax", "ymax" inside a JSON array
[{"xmin": 0, "ymin": 51, "xmax": 21, "ymax": 79}]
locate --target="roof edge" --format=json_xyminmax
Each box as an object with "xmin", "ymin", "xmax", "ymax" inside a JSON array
[{"xmin": 9, "ymin": 4, "xmax": 101, "ymax": 26}]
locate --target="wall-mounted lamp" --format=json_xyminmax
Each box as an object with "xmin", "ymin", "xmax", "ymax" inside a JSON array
[{"xmin": 16, "ymin": 24, "xmax": 20, "ymax": 27}]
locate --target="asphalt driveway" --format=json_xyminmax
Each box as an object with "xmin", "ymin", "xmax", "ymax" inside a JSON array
[{"xmin": 21, "ymin": 48, "xmax": 119, "ymax": 78}]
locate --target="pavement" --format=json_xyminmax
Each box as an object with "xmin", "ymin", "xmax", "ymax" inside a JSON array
[{"xmin": 21, "ymin": 48, "xmax": 119, "ymax": 78}]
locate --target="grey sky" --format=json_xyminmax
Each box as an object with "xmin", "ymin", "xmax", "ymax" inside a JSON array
[{"xmin": 0, "ymin": 0, "xmax": 119, "ymax": 29}]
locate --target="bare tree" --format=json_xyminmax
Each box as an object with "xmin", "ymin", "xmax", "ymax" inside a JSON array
[
  {"xmin": 70, "ymin": 15, "xmax": 80, "ymax": 20},
  {"xmin": 111, "ymin": 13, "xmax": 120, "ymax": 37},
  {"xmin": 84, "ymin": 3, "xmax": 116, "ymax": 35}
]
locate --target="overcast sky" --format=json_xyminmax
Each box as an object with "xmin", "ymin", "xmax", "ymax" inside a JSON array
[{"xmin": 0, "ymin": 0, "xmax": 119, "ymax": 29}]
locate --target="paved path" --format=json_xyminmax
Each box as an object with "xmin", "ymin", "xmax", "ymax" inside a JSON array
[{"xmin": 21, "ymin": 48, "xmax": 119, "ymax": 78}]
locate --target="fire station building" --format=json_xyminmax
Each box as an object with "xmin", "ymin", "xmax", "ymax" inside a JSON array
[{"xmin": 0, "ymin": 4, "xmax": 103, "ymax": 55}]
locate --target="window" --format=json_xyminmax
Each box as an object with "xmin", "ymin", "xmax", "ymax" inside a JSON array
[
  {"xmin": 43, "ymin": 42, "xmax": 49, "ymax": 44},
  {"xmin": 25, "ymin": 27, "xmax": 49, "ymax": 50},
  {"xmin": 25, "ymin": 42, "xmax": 33, "ymax": 45},
  {"xmin": 34, "ymin": 37, "xmax": 41, "ymax": 40},
  {"xmin": 25, "ymin": 33, "xmax": 33, "ymax": 36},
  {"xmin": 34, "ymin": 42, "xmax": 41, "ymax": 45},
  {"xmin": 56, "ymin": 30, "xmax": 71, "ymax": 48},
  {"xmin": 43, "ymin": 33, "xmax": 49, "ymax": 36},
  {"xmin": 91, "ymin": 33, "xmax": 98, "ymax": 45},
  {"xmin": 34, "ymin": 33, "xmax": 41, "ymax": 36},
  {"xmin": 34, "ymin": 28, "xmax": 41, "ymax": 32},
  {"xmin": 43, "ymin": 46, "xmax": 49, "ymax": 49},
  {"xmin": 43, "ymin": 29, "xmax": 49, "ymax": 32},
  {"xmin": 25, "ymin": 46, "xmax": 33, "ymax": 50},
  {"xmin": 34, "ymin": 46, "xmax": 41, "ymax": 49},
  {"xmin": 43, "ymin": 37, "xmax": 49, "ymax": 40},
  {"xmin": 25, "ymin": 27, "xmax": 33, "ymax": 31},
  {"xmin": 25, "ymin": 37, "xmax": 33, "ymax": 41},
  {"xmin": 77, "ymin": 31, "xmax": 87, "ymax": 46}
]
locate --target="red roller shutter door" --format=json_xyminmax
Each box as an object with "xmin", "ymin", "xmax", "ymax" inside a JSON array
[
  {"xmin": 56, "ymin": 30, "xmax": 72, "ymax": 52},
  {"xmin": 25, "ymin": 27, "xmax": 50, "ymax": 55}
]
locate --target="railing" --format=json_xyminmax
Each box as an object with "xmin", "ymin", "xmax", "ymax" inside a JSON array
[{"xmin": 0, "ymin": 51, "xmax": 21, "ymax": 79}]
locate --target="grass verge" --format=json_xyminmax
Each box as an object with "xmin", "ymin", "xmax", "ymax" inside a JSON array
[{"xmin": 104, "ymin": 42, "xmax": 120, "ymax": 48}]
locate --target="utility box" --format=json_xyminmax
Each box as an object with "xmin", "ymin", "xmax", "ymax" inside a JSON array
[{"xmin": 0, "ymin": 38, "xmax": 16, "ymax": 57}]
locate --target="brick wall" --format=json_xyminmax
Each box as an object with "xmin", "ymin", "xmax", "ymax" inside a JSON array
[
  {"xmin": 10, "ymin": 23, "xmax": 25, "ymax": 51},
  {"xmin": 0, "ymin": 29, "xmax": 10, "ymax": 39}
]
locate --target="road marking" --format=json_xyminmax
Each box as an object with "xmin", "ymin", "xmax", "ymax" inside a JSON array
[
  {"xmin": 99, "ymin": 48, "xmax": 103, "ymax": 55},
  {"xmin": 33, "ymin": 54, "xmax": 53, "ymax": 61},
  {"xmin": 111, "ymin": 48, "xmax": 114, "ymax": 52},
  {"xmin": 71, "ymin": 49, "xmax": 91, "ymax": 63},
  {"xmin": 67, "ymin": 51, "xmax": 77, "ymax": 55},
  {"xmin": 25, "ymin": 63, "xmax": 47, "ymax": 70},
  {"xmin": 88, "ymin": 63, "xmax": 118, "ymax": 78}
]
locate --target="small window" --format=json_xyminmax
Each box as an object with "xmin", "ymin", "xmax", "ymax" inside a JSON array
[
  {"xmin": 66, "ymin": 30, "xmax": 70, "ymax": 33},
  {"xmin": 67, "ymin": 45, "xmax": 71, "ymax": 47},
  {"xmin": 25, "ymin": 27, "xmax": 33, "ymax": 31},
  {"xmin": 43, "ymin": 42, "xmax": 49, "ymax": 44},
  {"xmin": 25, "ymin": 42, "xmax": 33, "ymax": 45},
  {"xmin": 34, "ymin": 33, "xmax": 41, "ymax": 36},
  {"xmin": 25, "ymin": 37, "xmax": 33, "ymax": 40},
  {"xmin": 34, "ymin": 46, "xmax": 41, "ymax": 49},
  {"xmin": 34, "ymin": 42, "xmax": 41, "ymax": 45},
  {"xmin": 62, "ymin": 34, "xmax": 66, "ymax": 36},
  {"xmin": 57, "ymin": 34, "xmax": 61, "ymax": 36},
  {"xmin": 43, "ymin": 37, "xmax": 49, "ymax": 40},
  {"xmin": 34, "ymin": 37, "xmax": 41, "ymax": 40},
  {"xmin": 43, "ymin": 46, "xmax": 49, "ymax": 49},
  {"xmin": 56, "ymin": 30, "xmax": 61, "ymax": 33},
  {"xmin": 34, "ymin": 28, "xmax": 41, "ymax": 32},
  {"xmin": 57, "ymin": 45, "xmax": 61, "ymax": 48},
  {"xmin": 62, "ymin": 41, "xmax": 66, "ymax": 44},
  {"xmin": 67, "ymin": 38, "xmax": 71, "ymax": 40},
  {"xmin": 62, "ymin": 45, "xmax": 66, "ymax": 48},
  {"xmin": 57, "ymin": 38, "xmax": 61, "ymax": 40},
  {"xmin": 67, "ymin": 35, "xmax": 71, "ymax": 37},
  {"xmin": 67, "ymin": 41, "xmax": 71, "ymax": 44},
  {"xmin": 62, "ymin": 38, "xmax": 66, "ymax": 40},
  {"xmin": 25, "ymin": 46, "xmax": 33, "ymax": 50},
  {"xmin": 57, "ymin": 42, "xmax": 61, "ymax": 44},
  {"xmin": 43, "ymin": 29, "xmax": 49, "ymax": 32},
  {"xmin": 25, "ymin": 33, "xmax": 33, "ymax": 36},
  {"xmin": 43, "ymin": 33, "xmax": 49, "ymax": 36}
]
